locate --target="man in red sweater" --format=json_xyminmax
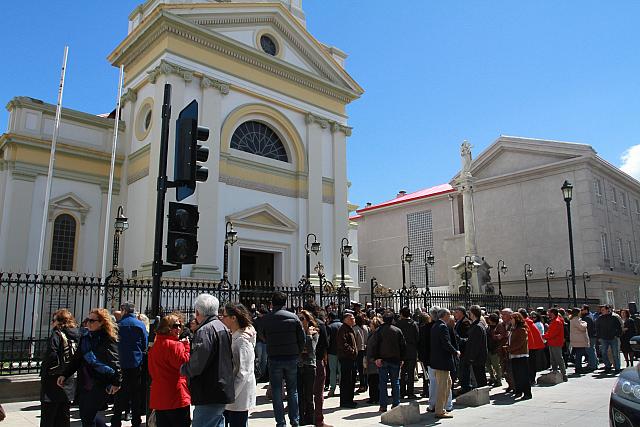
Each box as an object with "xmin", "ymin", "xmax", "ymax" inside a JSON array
[
  {"xmin": 518, "ymin": 309, "xmax": 545, "ymax": 384},
  {"xmin": 543, "ymin": 308, "xmax": 567, "ymax": 382}
]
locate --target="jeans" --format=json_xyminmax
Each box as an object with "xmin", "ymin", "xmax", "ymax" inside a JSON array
[
  {"xmin": 600, "ymin": 338, "xmax": 621, "ymax": 371},
  {"xmin": 255, "ymin": 341, "xmax": 268, "ymax": 380},
  {"xmin": 586, "ymin": 339, "xmax": 598, "ymax": 369},
  {"xmin": 427, "ymin": 366, "xmax": 452, "ymax": 411},
  {"xmin": 400, "ymin": 359, "xmax": 416, "ymax": 396},
  {"xmin": 328, "ymin": 354, "xmax": 339, "ymax": 392},
  {"xmin": 193, "ymin": 403, "xmax": 225, "ymax": 427},
  {"xmin": 378, "ymin": 361, "xmax": 400, "ymax": 409},
  {"xmin": 573, "ymin": 347, "xmax": 587, "ymax": 372},
  {"xmin": 548, "ymin": 346, "xmax": 566, "ymax": 376},
  {"xmin": 269, "ymin": 358, "xmax": 299, "ymax": 427},
  {"xmin": 111, "ymin": 367, "xmax": 143, "ymax": 427},
  {"xmin": 297, "ymin": 365, "xmax": 315, "ymax": 425}
]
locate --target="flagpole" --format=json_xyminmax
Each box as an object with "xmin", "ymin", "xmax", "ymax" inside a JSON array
[{"xmin": 31, "ymin": 45, "xmax": 68, "ymax": 358}]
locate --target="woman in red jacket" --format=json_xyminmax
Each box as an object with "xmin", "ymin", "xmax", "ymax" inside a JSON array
[
  {"xmin": 518, "ymin": 309, "xmax": 546, "ymax": 384},
  {"xmin": 148, "ymin": 313, "xmax": 191, "ymax": 427}
]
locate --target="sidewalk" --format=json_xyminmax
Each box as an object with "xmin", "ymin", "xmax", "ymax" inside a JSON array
[{"xmin": 1, "ymin": 370, "xmax": 617, "ymax": 426}]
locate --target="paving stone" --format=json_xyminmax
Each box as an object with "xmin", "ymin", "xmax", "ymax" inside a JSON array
[
  {"xmin": 380, "ymin": 402, "xmax": 421, "ymax": 426},
  {"xmin": 454, "ymin": 386, "xmax": 492, "ymax": 407}
]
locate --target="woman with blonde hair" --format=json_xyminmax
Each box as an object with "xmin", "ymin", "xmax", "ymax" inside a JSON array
[
  {"xmin": 148, "ymin": 313, "xmax": 191, "ymax": 427},
  {"xmin": 365, "ymin": 315, "xmax": 383, "ymax": 404},
  {"xmin": 40, "ymin": 309, "xmax": 80, "ymax": 427},
  {"xmin": 57, "ymin": 308, "xmax": 121, "ymax": 427}
]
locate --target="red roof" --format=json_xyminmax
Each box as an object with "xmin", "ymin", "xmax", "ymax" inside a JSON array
[{"xmin": 355, "ymin": 183, "xmax": 455, "ymax": 215}]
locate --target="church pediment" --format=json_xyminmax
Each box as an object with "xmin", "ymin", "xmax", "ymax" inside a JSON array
[
  {"xmin": 227, "ymin": 203, "xmax": 297, "ymax": 233},
  {"xmin": 48, "ymin": 192, "xmax": 91, "ymax": 224}
]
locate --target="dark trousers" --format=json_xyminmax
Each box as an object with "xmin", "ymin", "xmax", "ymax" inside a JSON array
[
  {"xmin": 528, "ymin": 349, "xmax": 539, "ymax": 383},
  {"xmin": 400, "ymin": 359, "xmax": 417, "ymax": 396},
  {"xmin": 224, "ymin": 410, "xmax": 248, "ymax": 427},
  {"xmin": 459, "ymin": 360, "xmax": 472, "ymax": 391},
  {"xmin": 368, "ymin": 373, "xmax": 380, "ymax": 403},
  {"xmin": 111, "ymin": 367, "xmax": 143, "ymax": 427},
  {"xmin": 356, "ymin": 351, "xmax": 367, "ymax": 388},
  {"xmin": 78, "ymin": 386, "xmax": 109, "ymax": 427},
  {"xmin": 339, "ymin": 358, "xmax": 356, "ymax": 405},
  {"xmin": 314, "ymin": 359, "xmax": 326, "ymax": 426},
  {"xmin": 297, "ymin": 365, "xmax": 316, "ymax": 425},
  {"xmin": 40, "ymin": 402, "xmax": 70, "ymax": 427},
  {"xmin": 471, "ymin": 363, "xmax": 487, "ymax": 387},
  {"xmin": 155, "ymin": 406, "xmax": 191, "ymax": 427},
  {"xmin": 511, "ymin": 358, "xmax": 532, "ymax": 398}
]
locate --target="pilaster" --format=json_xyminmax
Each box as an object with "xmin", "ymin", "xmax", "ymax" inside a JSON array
[
  {"xmin": 305, "ymin": 113, "xmax": 326, "ymax": 270},
  {"xmin": 331, "ymin": 122, "xmax": 353, "ymax": 286}
]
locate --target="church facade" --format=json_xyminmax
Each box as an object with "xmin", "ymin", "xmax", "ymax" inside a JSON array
[
  {"xmin": 0, "ymin": 0, "xmax": 363, "ymax": 289},
  {"xmin": 355, "ymin": 136, "xmax": 640, "ymax": 308}
]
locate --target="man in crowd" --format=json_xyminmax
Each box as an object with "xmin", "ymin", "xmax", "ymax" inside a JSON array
[
  {"xmin": 304, "ymin": 302, "xmax": 333, "ymax": 427},
  {"xmin": 463, "ymin": 305, "xmax": 487, "ymax": 389},
  {"xmin": 519, "ymin": 308, "xmax": 545, "ymax": 384},
  {"xmin": 543, "ymin": 308, "xmax": 567, "ymax": 382},
  {"xmin": 337, "ymin": 311, "xmax": 358, "ymax": 408},
  {"xmin": 498, "ymin": 308, "xmax": 513, "ymax": 390},
  {"xmin": 326, "ymin": 311, "xmax": 342, "ymax": 397},
  {"xmin": 430, "ymin": 308, "xmax": 459, "ymax": 419},
  {"xmin": 580, "ymin": 305, "xmax": 598, "ymax": 372},
  {"xmin": 180, "ymin": 294, "xmax": 234, "ymax": 427},
  {"xmin": 373, "ymin": 309, "xmax": 406, "ymax": 412},
  {"xmin": 263, "ymin": 292, "xmax": 306, "ymax": 427},
  {"xmin": 453, "ymin": 306, "xmax": 472, "ymax": 394},
  {"xmin": 111, "ymin": 301, "xmax": 148, "ymax": 427},
  {"xmin": 596, "ymin": 304, "xmax": 623, "ymax": 373},
  {"xmin": 253, "ymin": 306, "xmax": 269, "ymax": 382},
  {"xmin": 396, "ymin": 306, "xmax": 419, "ymax": 399}
]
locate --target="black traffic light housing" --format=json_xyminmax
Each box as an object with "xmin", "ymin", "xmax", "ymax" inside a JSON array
[
  {"xmin": 166, "ymin": 202, "xmax": 199, "ymax": 265},
  {"xmin": 175, "ymin": 100, "xmax": 209, "ymax": 201}
]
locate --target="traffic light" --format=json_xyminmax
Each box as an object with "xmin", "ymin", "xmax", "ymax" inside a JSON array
[
  {"xmin": 174, "ymin": 100, "xmax": 209, "ymax": 201},
  {"xmin": 166, "ymin": 202, "xmax": 199, "ymax": 265}
]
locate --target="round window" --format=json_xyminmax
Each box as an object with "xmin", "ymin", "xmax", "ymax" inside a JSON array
[
  {"xmin": 135, "ymin": 99, "xmax": 154, "ymax": 141},
  {"xmin": 260, "ymin": 34, "xmax": 278, "ymax": 56},
  {"xmin": 144, "ymin": 110, "xmax": 152, "ymax": 131}
]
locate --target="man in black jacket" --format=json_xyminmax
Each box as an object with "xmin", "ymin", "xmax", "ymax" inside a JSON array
[
  {"xmin": 396, "ymin": 306, "xmax": 419, "ymax": 399},
  {"xmin": 326, "ymin": 311, "xmax": 342, "ymax": 397},
  {"xmin": 430, "ymin": 308, "xmax": 459, "ymax": 419},
  {"xmin": 453, "ymin": 306, "xmax": 471, "ymax": 393},
  {"xmin": 180, "ymin": 293, "xmax": 234, "ymax": 427},
  {"xmin": 462, "ymin": 305, "xmax": 488, "ymax": 390},
  {"xmin": 373, "ymin": 310, "xmax": 406, "ymax": 412},
  {"xmin": 595, "ymin": 304, "xmax": 623, "ymax": 373},
  {"xmin": 304, "ymin": 302, "xmax": 333, "ymax": 427},
  {"xmin": 263, "ymin": 292, "xmax": 306, "ymax": 427}
]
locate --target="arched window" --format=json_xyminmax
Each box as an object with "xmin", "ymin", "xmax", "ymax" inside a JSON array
[
  {"xmin": 230, "ymin": 121, "xmax": 289, "ymax": 162},
  {"xmin": 49, "ymin": 214, "xmax": 77, "ymax": 271}
]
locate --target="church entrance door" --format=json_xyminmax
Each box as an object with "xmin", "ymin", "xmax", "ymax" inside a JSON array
[{"xmin": 240, "ymin": 249, "xmax": 274, "ymax": 284}]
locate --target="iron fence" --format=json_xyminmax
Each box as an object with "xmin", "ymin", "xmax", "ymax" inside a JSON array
[{"xmin": 0, "ymin": 271, "xmax": 347, "ymax": 375}]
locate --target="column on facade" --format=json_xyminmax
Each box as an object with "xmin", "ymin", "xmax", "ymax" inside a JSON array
[
  {"xmin": 0, "ymin": 172, "xmax": 36, "ymax": 270},
  {"xmin": 192, "ymin": 76, "xmax": 229, "ymax": 279},
  {"xmin": 305, "ymin": 114, "xmax": 325, "ymax": 278},
  {"xmin": 331, "ymin": 122, "xmax": 352, "ymax": 286}
]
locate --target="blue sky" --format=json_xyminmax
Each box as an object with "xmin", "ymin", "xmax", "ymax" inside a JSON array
[{"xmin": 2, "ymin": 1, "xmax": 639, "ymax": 208}]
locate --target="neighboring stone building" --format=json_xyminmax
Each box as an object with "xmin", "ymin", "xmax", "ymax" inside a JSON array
[
  {"xmin": 355, "ymin": 136, "xmax": 640, "ymax": 307},
  {"xmin": 0, "ymin": 0, "xmax": 362, "ymax": 289}
]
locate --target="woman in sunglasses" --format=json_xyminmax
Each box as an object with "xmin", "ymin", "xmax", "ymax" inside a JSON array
[
  {"xmin": 148, "ymin": 313, "xmax": 191, "ymax": 427},
  {"xmin": 57, "ymin": 308, "xmax": 121, "ymax": 427}
]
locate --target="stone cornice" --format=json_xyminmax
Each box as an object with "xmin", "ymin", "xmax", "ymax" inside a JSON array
[
  {"xmin": 200, "ymin": 75, "xmax": 230, "ymax": 94},
  {"xmin": 120, "ymin": 88, "xmax": 138, "ymax": 105},
  {"xmin": 146, "ymin": 59, "xmax": 231, "ymax": 95},
  {"xmin": 9, "ymin": 161, "xmax": 121, "ymax": 194},
  {"xmin": 306, "ymin": 113, "xmax": 351, "ymax": 136},
  {"xmin": 219, "ymin": 173, "xmax": 304, "ymax": 199}
]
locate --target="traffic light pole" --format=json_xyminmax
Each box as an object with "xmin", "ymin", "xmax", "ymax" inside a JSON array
[{"xmin": 151, "ymin": 83, "xmax": 181, "ymax": 319}]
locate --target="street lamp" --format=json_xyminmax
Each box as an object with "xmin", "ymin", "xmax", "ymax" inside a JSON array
[
  {"xmin": 582, "ymin": 272, "xmax": 591, "ymax": 303},
  {"xmin": 545, "ymin": 266, "xmax": 555, "ymax": 305},
  {"xmin": 497, "ymin": 260, "xmax": 507, "ymax": 297},
  {"xmin": 107, "ymin": 206, "xmax": 129, "ymax": 309},
  {"xmin": 222, "ymin": 221, "xmax": 237, "ymax": 287},
  {"xmin": 305, "ymin": 233, "xmax": 321, "ymax": 286},
  {"xmin": 424, "ymin": 250, "xmax": 435, "ymax": 293},
  {"xmin": 523, "ymin": 264, "xmax": 533, "ymax": 307},
  {"xmin": 340, "ymin": 237, "xmax": 352, "ymax": 287},
  {"xmin": 565, "ymin": 270, "xmax": 572, "ymax": 301},
  {"xmin": 562, "ymin": 180, "xmax": 578, "ymax": 307},
  {"xmin": 401, "ymin": 246, "xmax": 413, "ymax": 290}
]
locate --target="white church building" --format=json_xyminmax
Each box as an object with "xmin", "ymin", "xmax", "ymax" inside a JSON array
[{"xmin": 0, "ymin": 0, "xmax": 363, "ymax": 289}]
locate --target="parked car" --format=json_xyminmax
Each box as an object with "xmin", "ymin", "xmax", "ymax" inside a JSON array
[
  {"xmin": 630, "ymin": 335, "xmax": 640, "ymax": 357},
  {"xmin": 609, "ymin": 365, "xmax": 640, "ymax": 427}
]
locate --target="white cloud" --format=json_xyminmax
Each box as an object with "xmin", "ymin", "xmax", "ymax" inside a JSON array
[{"xmin": 620, "ymin": 144, "xmax": 640, "ymax": 180}]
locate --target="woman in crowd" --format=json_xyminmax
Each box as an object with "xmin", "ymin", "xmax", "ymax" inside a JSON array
[
  {"xmin": 297, "ymin": 309, "xmax": 318, "ymax": 426},
  {"xmin": 222, "ymin": 302, "xmax": 257, "ymax": 427},
  {"xmin": 417, "ymin": 312, "xmax": 433, "ymax": 397},
  {"xmin": 529, "ymin": 311, "xmax": 545, "ymax": 336},
  {"xmin": 365, "ymin": 315, "xmax": 382, "ymax": 404},
  {"xmin": 569, "ymin": 308, "xmax": 589, "ymax": 374},
  {"xmin": 57, "ymin": 308, "xmax": 121, "ymax": 427},
  {"xmin": 485, "ymin": 313, "xmax": 503, "ymax": 387},
  {"xmin": 354, "ymin": 313, "xmax": 369, "ymax": 394},
  {"xmin": 507, "ymin": 313, "xmax": 531, "ymax": 400},
  {"xmin": 41, "ymin": 309, "xmax": 80, "ymax": 427},
  {"xmin": 620, "ymin": 309, "xmax": 637, "ymax": 367},
  {"xmin": 148, "ymin": 313, "xmax": 191, "ymax": 427}
]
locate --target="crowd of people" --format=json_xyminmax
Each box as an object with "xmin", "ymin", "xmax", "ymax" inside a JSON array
[{"xmin": 38, "ymin": 292, "xmax": 639, "ymax": 426}]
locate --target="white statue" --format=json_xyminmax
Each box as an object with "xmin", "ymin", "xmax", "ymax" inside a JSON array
[{"xmin": 461, "ymin": 140, "xmax": 472, "ymax": 177}]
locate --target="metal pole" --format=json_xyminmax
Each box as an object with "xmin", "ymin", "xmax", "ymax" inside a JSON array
[
  {"xmin": 306, "ymin": 249, "xmax": 311, "ymax": 285},
  {"xmin": 565, "ymin": 270, "xmax": 571, "ymax": 301},
  {"xmin": 565, "ymin": 199, "xmax": 578, "ymax": 307},
  {"xmin": 401, "ymin": 258, "xmax": 407, "ymax": 290},
  {"xmin": 546, "ymin": 272, "xmax": 551, "ymax": 306},
  {"xmin": 151, "ymin": 84, "xmax": 172, "ymax": 319},
  {"xmin": 524, "ymin": 267, "xmax": 530, "ymax": 309}
]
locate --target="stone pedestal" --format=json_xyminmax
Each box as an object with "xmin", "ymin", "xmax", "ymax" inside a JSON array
[
  {"xmin": 455, "ymin": 386, "xmax": 492, "ymax": 406},
  {"xmin": 537, "ymin": 371, "xmax": 564, "ymax": 385},
  {"xmin": 380, "ymin": 402, "xmax": 421, "ymax": 426}
]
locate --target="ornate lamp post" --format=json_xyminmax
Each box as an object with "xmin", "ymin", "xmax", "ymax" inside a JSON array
[
  {"xmin": 545, "ymin": 266, "xmax": 555, "ymax": 306},
  {"xmin": 423, "ymin": 250, "xmax": 435, "ymax": 293},
  {"xmin": 562, "ymin": 180, "xmax": 578, "ymax": 307},
  {"xmin": 582, "ymin": 272, "xmax": 591, "ymax": 303},
  {"xmin": 340, "ymin": 238, "xmax": 352, "ymax": 286},
  {"xmin": 305, "ymin": 233, "xmax": 321, "ymax": 285},
  {"xmin": 222, "ymin": 221, "xmax": 237, "ymax": 289},
  {"xmin": 497, "ymin": 260, "xmax": 507, "ymax": 297},
  {"xmin": 106, "ymin": 206, "xmax": 128, "ymax": 309},
  {"xmin": 565, "ymin": 270, "xmax": 572, "ymax": 301},
  {"xmin": 401, "ymin": 246, "xmax": 413, "ymax": 290},
  {"xmin": 523, "ymin": 264, "xmax": 533, "ymax": 308}
]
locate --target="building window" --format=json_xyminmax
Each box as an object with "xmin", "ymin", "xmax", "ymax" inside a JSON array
[
  {"xmin": 593, "ymin": 179, "xmax": 603, "ymax": 204},
  {"xmin": 407, "ymin": 210, "xmax": 434, "ymax": 287},
  {"xmin": 358, "ymin": 265, "xmax": 367, "ymax": 284},
  {"xmin": 617, "ymin": 238, "xmax": 625, "ymax": 264},
  {"xmin": 628, "ymin": 241, "xmax": 635, "ymax": 265},
  {"xmin": 605, "ymin": 290, "xmax": 615, "ymax": 308},
  {"xmin": 612, "ymin": 187, "xmax": 618, "ymax": 210},
  {"xmin": 260, "ymin": 34, "xmax": 278, "ymax": 56},
  {"xmin": 635, "ymin": 199, "xmax": 640, "ymax": 218},
  {"xmin": 49, "ymin": 214, "xmax": 77, "ymax": 271},
  {"xmin": 601, "ymin": 233, "xmax": 609, "ymax": 262},
  {"xmin": 621, "ymin": 191, "xmax": 628, "ymax": 213},
  {"xmin": 230, "ymin": 121, "xmax": 289, "ymax": 162}
]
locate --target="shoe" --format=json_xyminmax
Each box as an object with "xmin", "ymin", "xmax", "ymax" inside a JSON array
[
  {"xmin": 520, "ymin": 394, "xmax": 532, "ymax": 400},
  {"xmin": 123, "ymin": 412, "xmax": 131, "ymax": 422},
  {"xmin": 513, "ymin": 392, "xmax": 523, "ymax": 399},
  {"xmin": 356, "ymin": 387, "xmax": 367, "ymax": 393},
  {"xmin": 426, "ymin": 407, "xmax": 435, "ymax": 413},
  {"xmin": 493, "ymin": 381, "xmax": 502, "ymax": 387},
  {"xmin": 406, "ymin": 394, "xmax": 418, "ymax": 400},
  {"xmin": 562, "ymin": 375, "xmax": 568, "ymax": 382},
  {"xmin": 504, "ymin": 387, "xmax": 513, "ymax": 393},
  {"xmin": 327, "ymin": 390, "xmax": 336, "ymax": 397},
  {"xmin": 435, "ymin": 412, "xmax": 454, "ymax": 419},
  {"xmin": 340, "ymin": 402, "xmax": 357, "ymax": 409},
  {"xmin": 379, "ymin": 406, "xmax": 387, "ymax": 413},
  {"xmin": 316, "ymin": 424, "xmax": 334, "ymax": 427}
]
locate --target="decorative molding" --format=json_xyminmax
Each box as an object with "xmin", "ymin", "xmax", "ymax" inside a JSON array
[
  {"xmin": 147, "ymin": 59, "xmax": 179, "ymax": 83},
  {"xmin": 48, "ymin": 192, "xmax": 91, "ymax": 225},
  {"xmin": 306, "ymin": 113, "xmax": 351, "ymax": 135},
  {"xmin": 126, "ymin": 167, "xmax": 149, "ymax": 185},
  {"xmin": 147, "ymin": 59, "xmax": 231, "ymax": 94},
  {"xmin": 120, "ymin": 88, "xmax": 138, "ymax": 105},
  {"xmin": 11, "ymin": 161, "xmax": 121, "ymax": 194},
  {"xmin": 226, "ymin": 203, "xmax": 298, "ymax": 233},
  {"xmin": 200, "ymin": 76, "xmax": 230, "ymax": 94},
  {"xmin": 219, "ymin": 174, "xmax": 306, "ymax": 199}
]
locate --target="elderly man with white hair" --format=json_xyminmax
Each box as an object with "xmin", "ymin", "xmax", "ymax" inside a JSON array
[
  {"xmin": 429, "ymin": 308, "xmax": 460, "ymax": 419},
  {"xmin": 180, "ymin": 294, "xmax": 235, "ymax": 427}
]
